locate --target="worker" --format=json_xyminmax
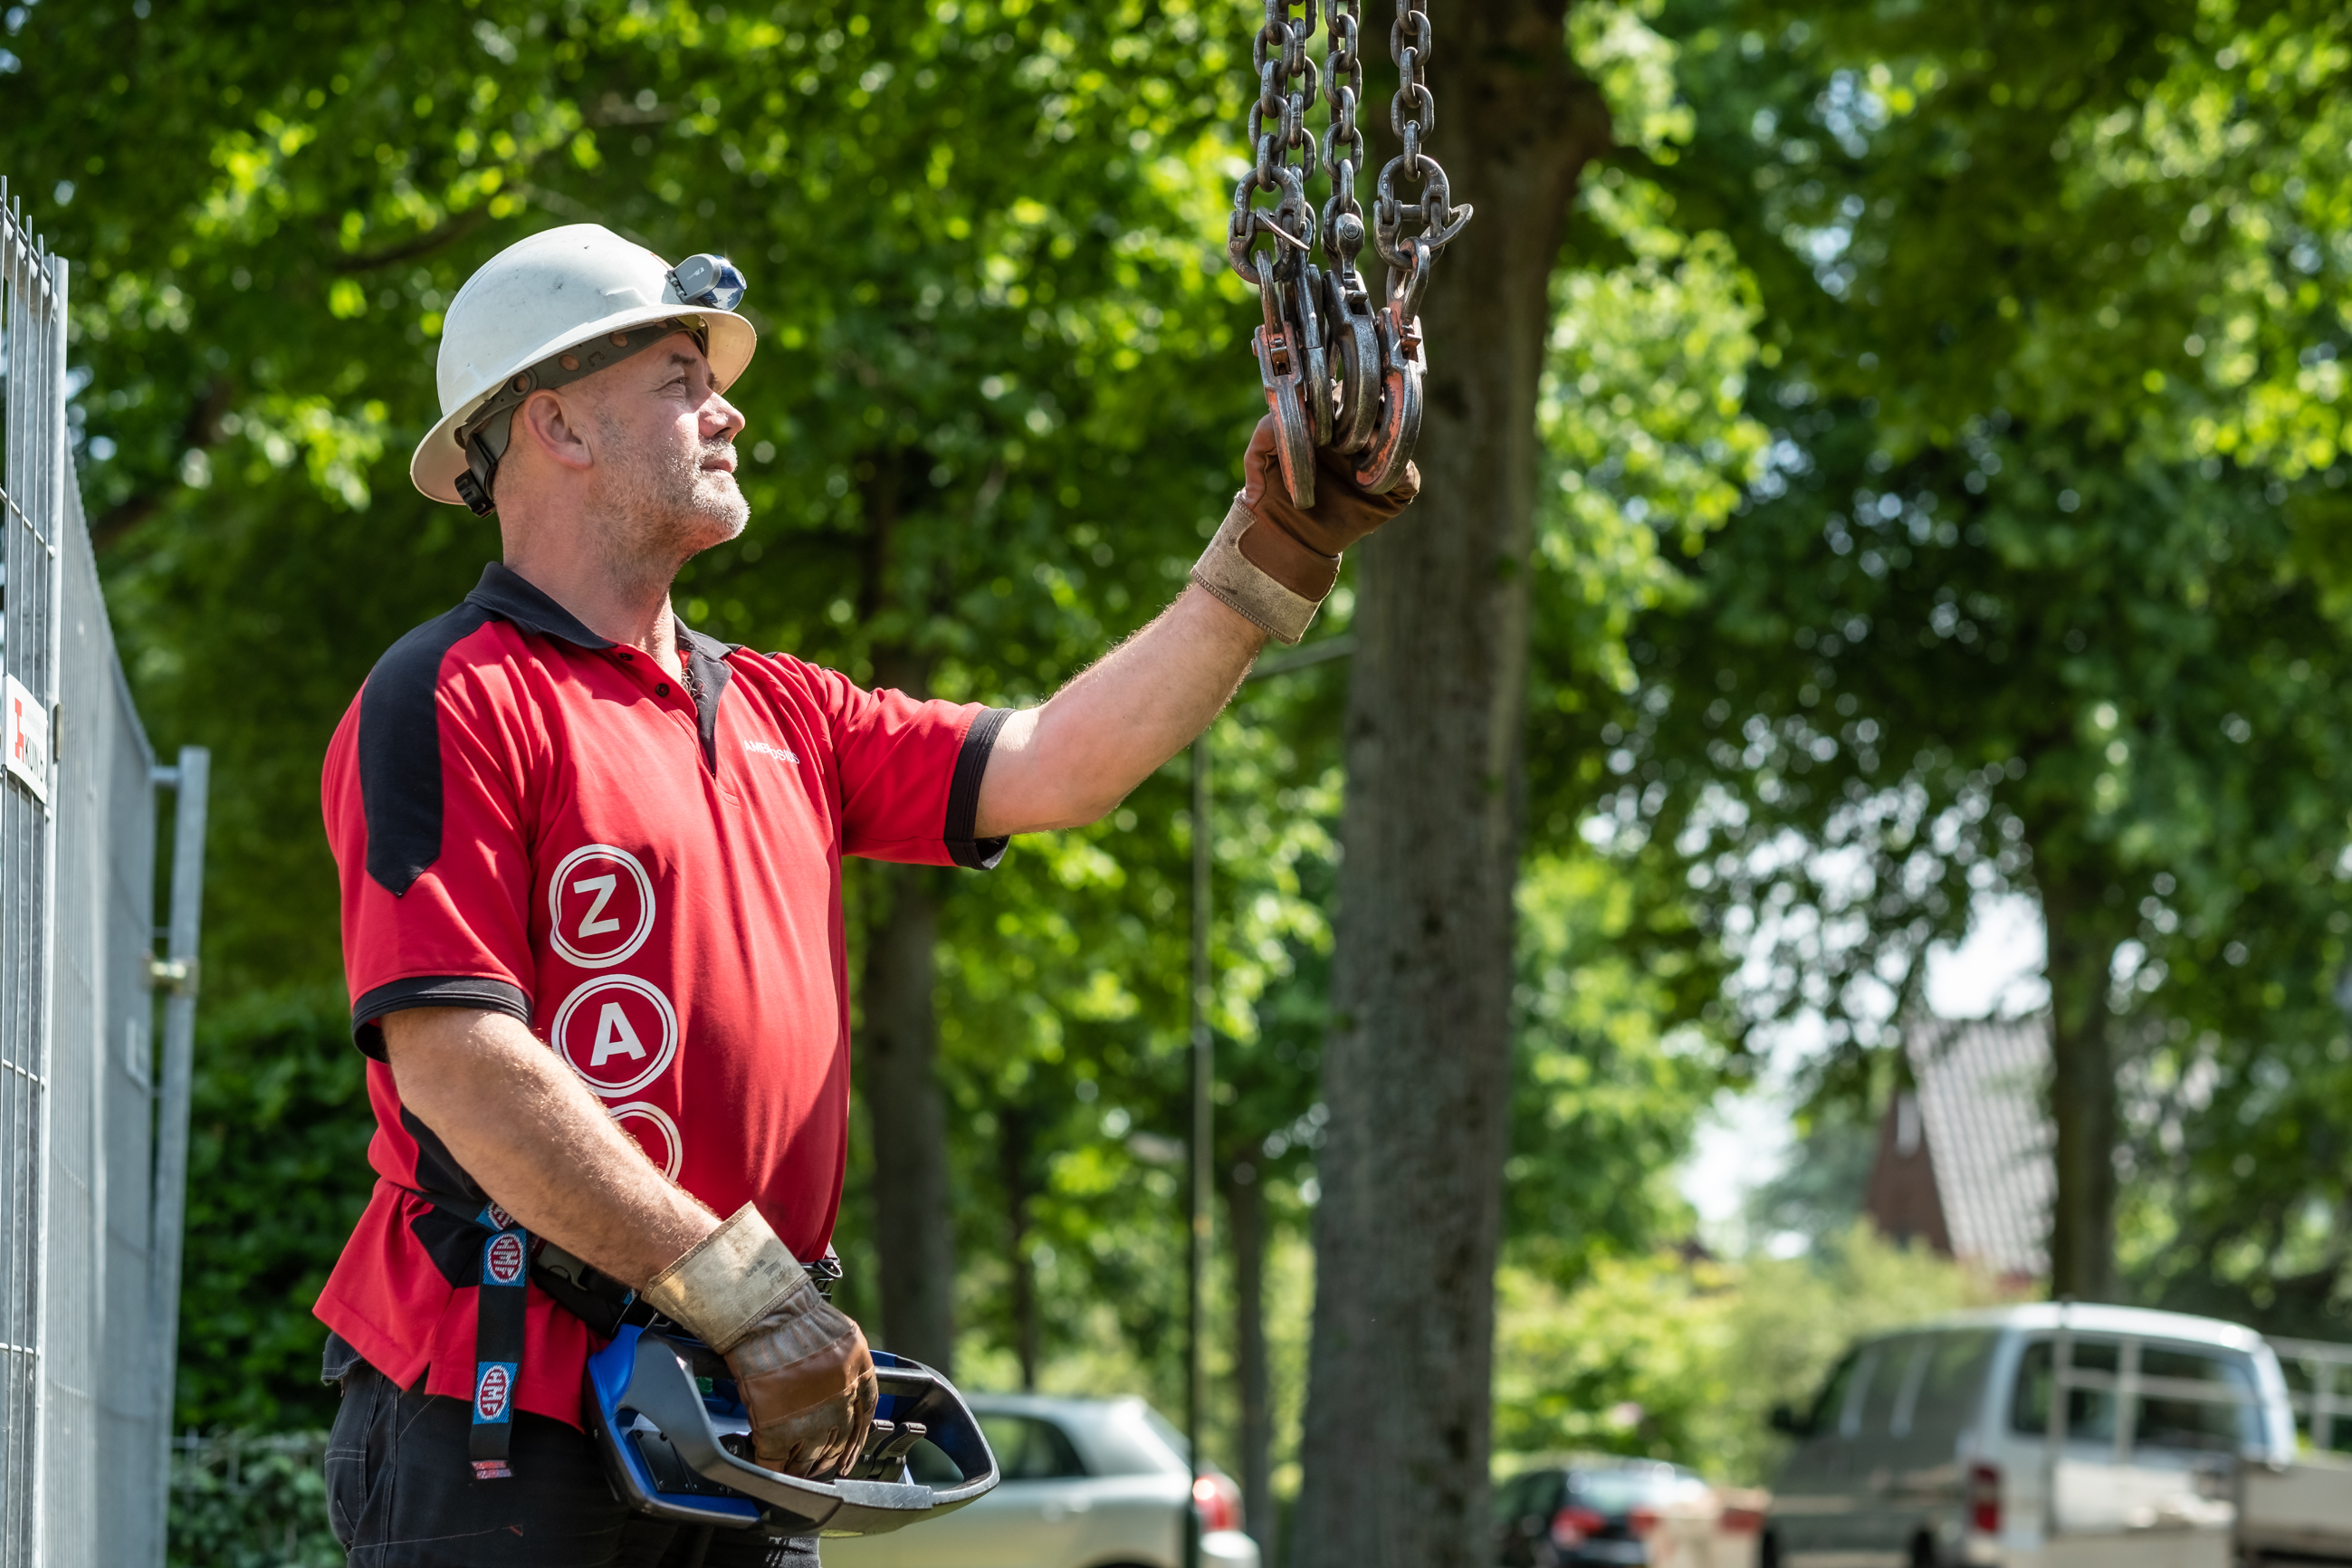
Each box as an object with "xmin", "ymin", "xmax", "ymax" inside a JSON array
[{"xmin": 310, "ymin": 224, "xmax": 1415, "ymax": 1566}]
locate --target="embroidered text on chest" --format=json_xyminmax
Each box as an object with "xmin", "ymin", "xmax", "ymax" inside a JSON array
[{"xmin": 742, "ymin": 739, "xmax": 802, "ymax": 765}]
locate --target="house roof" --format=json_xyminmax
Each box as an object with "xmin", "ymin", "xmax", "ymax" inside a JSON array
[{"xmin": 1907, "ymin": 1015, "xmax": 2053, "ymax": 1281}]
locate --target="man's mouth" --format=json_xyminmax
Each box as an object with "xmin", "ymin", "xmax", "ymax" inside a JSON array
[{"xmin": 701, "ymin": 447, "xmax": 738, "ymax": 476}]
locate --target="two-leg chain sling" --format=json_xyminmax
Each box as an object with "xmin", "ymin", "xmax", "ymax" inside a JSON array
[{"xmin": 1226, "ymin": 3, "xmax": 1474, "ymax": 503}]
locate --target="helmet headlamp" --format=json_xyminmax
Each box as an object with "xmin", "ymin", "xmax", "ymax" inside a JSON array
[{"xmin": 667, "ymin": 253, "xmax": 747, "ymax": 312}]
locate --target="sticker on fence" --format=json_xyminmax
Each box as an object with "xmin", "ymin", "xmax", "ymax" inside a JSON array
[{"xmin": 5, "ymin": 675, "xmax": 49, "ymax": 804}]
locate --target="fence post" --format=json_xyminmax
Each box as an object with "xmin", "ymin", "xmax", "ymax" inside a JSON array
[{"xmin": 147, "ymin": 748, "xmax": 208, "ymax": 1567}]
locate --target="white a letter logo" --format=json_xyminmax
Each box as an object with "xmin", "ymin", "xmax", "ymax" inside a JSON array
[
  {"xmin": 589, "ymin": 1002, "xmax": 648, "ymax": 1066},
  {"xmin": 552, "ymin": 976, "xmax": 677, "ymax": 1097}
]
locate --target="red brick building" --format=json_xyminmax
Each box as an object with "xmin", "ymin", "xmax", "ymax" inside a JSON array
[{"xmin": 1863, "ymin": 1017, "xmax": 2051, "ymax": 1287}]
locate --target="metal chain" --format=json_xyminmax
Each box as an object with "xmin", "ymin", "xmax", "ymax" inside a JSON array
[
  {"xmin": 1320, "ymin": 1, "xmax": 1365, "ymax": 266},
  {"xmin": 1225, "ymin": 1, "xmax": 1471, "ymax": 499},
  {"xmin": 1229, "ymin": 2, "xmax": 1321, "ymax": 285},
  {"xmin": 1373, "ymin": 3, "xmax": 1470, "ymax": 300}
]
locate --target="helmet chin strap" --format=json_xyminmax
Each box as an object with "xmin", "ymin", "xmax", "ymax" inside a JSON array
[{"xmin": 451, "ymin": 318, "xmax": 711, "ymax": 516}]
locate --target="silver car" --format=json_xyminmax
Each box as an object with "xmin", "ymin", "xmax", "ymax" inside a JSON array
[
  {"xmin": 825, "ymin": 1391, "xmax": 1261, "ymax": 1568},
  {"xmin": 1764, "ymin": 1304, "xmax": 2296, "ymax": 1568}
]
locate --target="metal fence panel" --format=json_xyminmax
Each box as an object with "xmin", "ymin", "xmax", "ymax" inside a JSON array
[
  {"xmin": 1, "ymin": 180, "xmax": 186, "ymax": 1567},
  {"xmin": 1, "ymin": 177, "xmax": 66, "ymax": 1568},
  {"xmin": 44, "ymin": 479, "xmax": 98, "ymax": 1568},
  {"xmin": 53, "ymin": 466, "xmax": 162, "ymax": 1568}
]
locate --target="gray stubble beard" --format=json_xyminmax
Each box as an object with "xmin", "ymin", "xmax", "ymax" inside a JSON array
[{"xmin": 590, "ymin": 413, "xmax": 751, "ymax": 602}]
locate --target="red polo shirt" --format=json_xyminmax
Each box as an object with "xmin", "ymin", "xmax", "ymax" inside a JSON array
[{"xmin": 314, "ymin": 562, "xmax": 1007, "ymax": 1426}]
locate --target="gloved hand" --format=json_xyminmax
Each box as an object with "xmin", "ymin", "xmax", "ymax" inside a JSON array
[
  {"xmin": 1234, "ymin": 415, "xmax": 1422, "ymax": 603},
  {"xmin": 643, "ymin": 1204, "xmax": 877, "ymax": 1479},
  {"xmin": 1190, "ymin": 416, "xmax": 1420, "ymax": 644}
]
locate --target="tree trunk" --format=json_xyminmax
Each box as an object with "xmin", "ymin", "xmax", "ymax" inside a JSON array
[
  {"xmin": 853, "ymin": 442, "xmax": 968, "ymax": 1374},
  {"xmin": 1229, "ymin": 1163, "xmax": 1275, "ymax": 1568},
  {"xmin": 2041, "ymin": 867, "xmax": 2118, "ymax": 1301},
  {"xmin": 862, "ymin": 858, "xmax": 959, "ymax": 1373},
  {"xmin": 999, "ymin": 1104, "xmax": 1040, "ymax": 1390},
  {"xmin": 1294, "ymin": 9, "xmax": 1603, "ymax": 1568}
]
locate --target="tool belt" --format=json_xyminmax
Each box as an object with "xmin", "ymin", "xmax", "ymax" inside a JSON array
[{"xmin": 403, "ymin": 1182, "xmax": 841, "ymax": 1481}]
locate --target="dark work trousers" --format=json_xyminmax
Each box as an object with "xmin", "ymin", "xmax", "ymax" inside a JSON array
[{"xmin": 325, "ymin": 1359, "xmax": 820, "ymax": 1568}]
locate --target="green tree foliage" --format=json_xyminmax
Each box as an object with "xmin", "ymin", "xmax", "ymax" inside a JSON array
[
  {"xmin": 1508, "ymin": 853, "xmax": 1717, "ymax": 1287},
  {"xmin": 167, "ymin": 1433, "xmax": 339, "ymax": 1568},
  {"xmin": 1577, "ymin": 0, "xmax": 2352, "ymax": 1305},
  {"xmin": 174, "ymin": 992, "xmax": 372, "ymax": 1432}
]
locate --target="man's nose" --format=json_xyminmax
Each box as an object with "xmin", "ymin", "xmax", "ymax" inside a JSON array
[{"xmin": 705, "ymin": 395, "xmax": 746, "ymax": 442}]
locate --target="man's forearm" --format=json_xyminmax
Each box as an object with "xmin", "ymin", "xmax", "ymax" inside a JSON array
[
  {"xmin": 974, "ymin": 583, "xmax": 1266, "ymax": 837},
  {"xmin": 384, "ymin": 1007, "xmax": 716, "ymax": 1288}
]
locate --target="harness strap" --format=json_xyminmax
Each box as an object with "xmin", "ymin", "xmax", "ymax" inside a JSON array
[
  {"xmin": 469, "ymin": 1214, "xmax": 531, "ymax": 1477},
  {"xmin": 401, "ymin": 1193, "xmax": 536, "ymax": 1478}
]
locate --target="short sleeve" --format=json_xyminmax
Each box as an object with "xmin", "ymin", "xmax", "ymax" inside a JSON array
[
  {"xmin": 798, "ymin": 665, "xmax": 1010, "ymax": 869},
  {"xmin": 322, "ymin": 614, "xmax": 538, "ymax": 1059}
]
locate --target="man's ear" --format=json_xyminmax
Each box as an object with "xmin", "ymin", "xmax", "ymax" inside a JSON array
[{"xmin": 514, "ymin": 388, "xmax": 596, "ymax": 473}]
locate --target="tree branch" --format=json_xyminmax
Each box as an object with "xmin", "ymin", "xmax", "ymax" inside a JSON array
[{"xmin": 330, "ymin": 206, "xmax": 492, "ymax": 273}]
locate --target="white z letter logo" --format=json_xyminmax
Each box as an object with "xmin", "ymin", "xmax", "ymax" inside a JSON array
[
  {"xmin": 573, "ymin": 875, "xmax": 621, "ymax": 938},
  {"xmin": 548, "ymin": 846, "xmax": 654, "ymax": 968}
]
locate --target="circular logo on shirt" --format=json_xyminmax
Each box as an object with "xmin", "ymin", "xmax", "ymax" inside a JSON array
[
  {"xmin": 547, "ymin": 845, "xmax": 656, "ymax": 969},
  {"xmin": 550, "ymin": 975, "xmax": 679, "ymax": 1098},
  {"xmin": 475, "ymin": 1363, "xmax": 512, "ymax": 1421},
  {"xmin": 607, "ymin": 1101, "xmax": 684, "ymax": 1181}
]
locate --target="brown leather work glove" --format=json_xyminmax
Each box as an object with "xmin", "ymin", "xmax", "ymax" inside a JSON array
[
  {"xmin": 644, "ymin": 1204, "xmax": 878, "ymax": 1479},
  {"xmin": 1233, "ymin": 415, "xmax": 1421, "ymax": 602}
]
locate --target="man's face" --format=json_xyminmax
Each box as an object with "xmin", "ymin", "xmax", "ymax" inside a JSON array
[{"xmin": 578, "ymin": 330, "xmax": 749, "ymax": 567}]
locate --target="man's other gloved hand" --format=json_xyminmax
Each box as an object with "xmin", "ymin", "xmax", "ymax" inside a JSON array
[
  {"xmin": 1190, "ymin": 416, "xmax": 1420, "ymax": 645},
  {"xmin": 643, "ymin": 1204, "xmax": 878, "ymax": 1479}
]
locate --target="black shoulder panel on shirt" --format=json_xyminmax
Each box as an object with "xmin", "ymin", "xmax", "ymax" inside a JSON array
[
  {"xmin": 361, "ymin": 564, "xmax": 613, "ymax": 897},
  {"xmin": 350, "ymin": 974, "xmax": 531, "ymax": 1058},
  {"xmin": 358, "ymin": 600, "xmax": 494, "ymax": 896},
  {"xmin": 946, "ymin": 706, "xmax": 1013, "ymax": 871},
  {"xmin": 678, "ymin": 621, "xmax": 739, "ymax": 772}
]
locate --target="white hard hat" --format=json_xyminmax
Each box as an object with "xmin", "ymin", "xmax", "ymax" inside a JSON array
[{"xmin": 409, "ymin": 224, "xmax": 758, "ymax": 509}]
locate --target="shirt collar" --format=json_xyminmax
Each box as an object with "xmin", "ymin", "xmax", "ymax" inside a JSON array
[
  {"xmin": 466, "ymin": 562, "xmax": 613, "ymax": 649},
  {"xmin": 468, "ymin": 561, "xmax": 742, "ymax": 666},
  {"xmin": 676, "ymin": 622, "xmax": 740, "ymax": 661}
]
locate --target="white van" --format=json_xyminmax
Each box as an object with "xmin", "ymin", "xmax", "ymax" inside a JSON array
[{"xmin": 1764, "ymin": 1304, "xmax": 2297, "ymax": 1568}]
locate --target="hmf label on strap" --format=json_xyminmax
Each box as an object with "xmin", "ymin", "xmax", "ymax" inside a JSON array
[
  {"xmin": 474, "ymin": 1361, "xmax": 515, "ymax": 1423},
  {"xmin": 484, "ymin": 1230, "xmax": 527, "ymax": 1286}
]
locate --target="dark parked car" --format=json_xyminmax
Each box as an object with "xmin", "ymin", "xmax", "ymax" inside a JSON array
[{"xmin": 1495, "ymin": 1459, "xmax": 1709, "ymax": 1568}]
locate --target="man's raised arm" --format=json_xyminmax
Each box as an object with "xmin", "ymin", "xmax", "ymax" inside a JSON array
[{"xmin": 975, "ymin": 417, "xmax": 1419, "ymax": 838}]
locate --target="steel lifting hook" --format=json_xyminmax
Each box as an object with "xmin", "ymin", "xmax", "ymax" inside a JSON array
[
  {"xmin": 1254, "ymin": 284, "xmax": 1318, "ymax": 510},
  {"xmin": 1322, "ymin": 259, "xmax": 1382, "ymax": 455},
  {"xmin": 1287, "ymin": 262, "xmax": 1334, "ymax": 451},
  {"xmin": 1352, "ymin": 238, "xmax": 1430, "ymax": 495}
]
